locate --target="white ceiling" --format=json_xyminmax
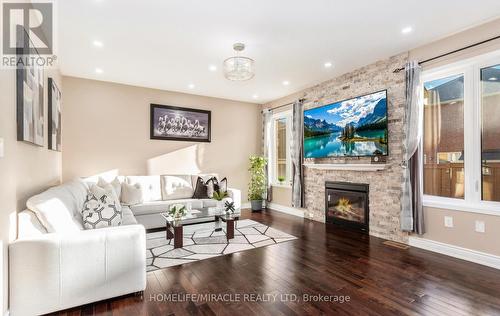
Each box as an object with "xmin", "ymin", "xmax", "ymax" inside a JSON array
[{"xmin": 58, "ymin": 0, "xmax": 500, "ymax": 104}]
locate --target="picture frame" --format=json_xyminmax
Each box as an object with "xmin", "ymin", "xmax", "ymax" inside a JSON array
[
  {"xmin": 16, "ymin": 26, "xmax": 45, "ymax": 147},
  {"xmin": 150, "ymin": 104, "xmax": 211, "ymax": 142},
  {"xmin": 48, "ymin": 78, "xmax": 62, "ymax": 151}
]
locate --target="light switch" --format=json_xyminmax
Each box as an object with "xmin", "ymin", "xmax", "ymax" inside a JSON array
[
  {"xmin": 475, "ymin": 220, "xmax": 485, "ymax": 233},
  {"xmin": 0, "ymin": 138, "xmax": 4, "ymax": 158},
  {"xmin": 444, "ymin": 216, "xmax": 453, "ymax": 228}
]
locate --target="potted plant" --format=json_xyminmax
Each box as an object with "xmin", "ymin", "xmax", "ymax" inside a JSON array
[
  {"xmin": 212, "ymin": 190, "xmax": 228, "ymax": 210},
  {"xmin": 248, "ymin": 156, "xmax": 267, "ymax": 212},
  {"xmin": 277, "ymin": 176, "xmax": 285, "ymax": 185},
  {"xmin": 168, "ymin": 204, "xmax": 187, "ymax": 226}
]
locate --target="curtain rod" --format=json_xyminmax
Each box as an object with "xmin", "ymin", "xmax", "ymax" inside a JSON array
[
  {"xmin": 393, "ymin": 34, "xmax": 500, "ymax": 73},
  {"xmin": 261, "ymin": 98, "xmax": 306, "ymax": 113}
]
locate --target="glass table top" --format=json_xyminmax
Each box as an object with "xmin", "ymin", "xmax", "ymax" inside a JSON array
[{"xmin": 161, "ymin": 206, "xmax": 241, "ymax": 223}]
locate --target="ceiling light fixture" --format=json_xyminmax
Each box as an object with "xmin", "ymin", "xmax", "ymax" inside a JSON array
[
  {"xmin": 95, "ymin": 68, "xmax": 103, "ymax": 74},
  {"xmin": 252, "ymin": 94, "xmax": 259, "ymax": 99},
  {"xmin": 401, "ymin": 26, "xmax": 413, "ymax": 34},
  {"xmin": 93, "ymin": 40, "xmax": 103, "ymax": 47},
  {"xmin": 209, "ymin": 65, "xmax": 217, "ymax": 72},
  {"xmin": 282, "ymin": 81, "xmax": 290, "ymax": 86},
  {"xmin": 188, "ymin": 83, "xmax": 195, "ymax": 89},
  {"xmin": 223, "ymin": 43, "xmax": 255, "ymax": 81},
  {"xmin": 489, "ymin": 77, "xmax": 498, "ymax": 81},
  {"xmin": 324, "ymin": 62, "xmax": 333, "ymax": 68}
]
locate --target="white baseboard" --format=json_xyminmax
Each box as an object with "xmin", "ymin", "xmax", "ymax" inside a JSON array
[
  {"xmin": 409, "ymin": 236, "xmax": 500, "ymax": 270},
  {"xmin": 266, "ymin": 203, "xmax": 305, "ymax": 218},
  {"xmin": 242, "ymin": 202, "xmax": 304, "ymax": 218}
]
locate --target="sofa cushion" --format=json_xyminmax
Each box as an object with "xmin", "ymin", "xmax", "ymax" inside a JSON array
[
  {"xmin": 121, "ymin": 206, "xmax": 137, "ymax": 225},
  {"xmin": 126, "ymin": 176, "xmax": 162, "ymax": 202},
  {"xmin": 121, "ymin": 182, "xmax": 143, "ymax": 205},
  {"xmin": 130, "ymin": 199, "xmax": 203, "ymax": 216},
  {"xmin": 160, "ymin": 175, "xmax": 194, "ymax": 200},
  {"xmin": 26, "ymin": 179, "xmax": 87, "ymax": 233},
  {"xmin": 17, "ymin": 210, "xmax": 48, "ymax": 239},
  {"xmin": 82, "ymin": 192, "xmax": 122, "ymax": 230}
]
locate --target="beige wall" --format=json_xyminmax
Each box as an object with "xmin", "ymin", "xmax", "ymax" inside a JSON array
[
  {"xmin": 410, "ymin": 18, "xmax": 500, "ymax": 68},
  {"xmin": 271, "ymin": 186, "xmax": 293, "ymax": 207},
  {"xmin": 421, "ymin": 208, "xmax": 500, "ymax": 256},
  {"xmin": 0, "ymin": 68, "xmax": 62, "ymax": 314},
  {"xmin": 61, "ymin": 76, "xmax": 261, "ymax": 201}
]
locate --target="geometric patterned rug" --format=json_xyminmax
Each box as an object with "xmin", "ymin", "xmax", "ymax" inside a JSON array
[{"xmin": 146, "ymin": 219, "xmax": 297, "ymax": 272}]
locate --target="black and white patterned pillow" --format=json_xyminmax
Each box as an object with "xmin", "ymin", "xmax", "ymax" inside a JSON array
[
  {"xmin": 205, "ymin": 177, "xmax": 228, "ymax": 198},
  {"xmin": 192, "ymin": 177, "xmax": 209, "ymax": 199},
  {"xmin": 81, "ymin": 192, "xmax": 122, "ymax": 229}
]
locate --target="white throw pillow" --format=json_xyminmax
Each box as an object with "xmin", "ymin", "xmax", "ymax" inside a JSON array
[
  {"xmin": 161, "ymin": 175, "xmax": 194, "ymax": 200},
  {"xmin": 82, "ymin": 192, "xmax": 122, "ymax": 229},
  {"xmin": 97, "ymin": 177, "xmax": 122, "ymax": 200},
  {"xmin": 126, "ymin": 176, "xmax": 161, "ymax": 202},
  {"xmin": 121, "ymin": 182, "xmax": 144, "ymax": 205}
]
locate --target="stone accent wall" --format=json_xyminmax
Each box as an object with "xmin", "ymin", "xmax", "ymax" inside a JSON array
[{"xmin": 301, "ymin": 53, "xmax": 409, "ymax": 243}]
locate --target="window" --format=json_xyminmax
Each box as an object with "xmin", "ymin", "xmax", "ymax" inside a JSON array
[
  {"xmin": 422, "ymin": 51, "xmax": 500, "ymax": 214},
  {"xmin": 480, "ymin": 64, "xmax": 500, "ymax": 202},
  {"xmin": 270, "ymin": 111, "xmax": 292, "ymax": 186},
  {"xmin": 423, "ymin": 74, "xmax": 465, "ymax": 199}
]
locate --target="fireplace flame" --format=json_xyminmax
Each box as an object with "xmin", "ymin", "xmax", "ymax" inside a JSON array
[{"xmin": 335, "ymin": 197, "xmax": 354, "ymax": 215}]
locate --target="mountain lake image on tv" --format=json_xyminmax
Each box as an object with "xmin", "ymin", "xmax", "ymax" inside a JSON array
[{"xmin": 304, "ymin": 90, "xmax": 388, "ymax": 158}]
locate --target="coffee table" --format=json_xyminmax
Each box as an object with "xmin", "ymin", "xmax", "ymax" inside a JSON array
[{"xmin": 161, "ymin": 207, "xmax": 240, "ymax": 249}]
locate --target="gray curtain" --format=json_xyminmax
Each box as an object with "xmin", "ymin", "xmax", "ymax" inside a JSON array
[
  {"xmin": 291, "ymin": 100, "xmax": 304, "ymax": 208},
  {"xmin": 410, "ymin": 144, "xmax": 424, "ymax": 234},
  {"xmin": 263, "ymin": 109, "xmax": 273, "ymax": 203},
  {"xmin": 401, "ymin": 61, "xmax": 424, "ymax": 233}
]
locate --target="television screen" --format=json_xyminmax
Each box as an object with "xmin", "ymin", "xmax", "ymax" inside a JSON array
[{"xmin": 304, "ymin": 90, "xmax": 388, "ymax": 158}]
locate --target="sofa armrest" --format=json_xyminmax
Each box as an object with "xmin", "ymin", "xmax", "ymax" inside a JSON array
[
  {"xmin": 9, "ymin": 225, "xmax": 146, "ymax": 316},
  {"xmin": 227, "ymin": 188, "xmax": 241, "ymax": 208}
]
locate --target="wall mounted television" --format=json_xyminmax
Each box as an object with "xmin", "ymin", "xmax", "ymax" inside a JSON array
[{"xmin": 304, "ymin": 90, "xmax": 388, "ymax": 158}]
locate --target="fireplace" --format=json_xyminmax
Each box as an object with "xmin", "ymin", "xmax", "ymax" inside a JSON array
[{"xmin": 325, "ymin": 182, "xmax": 369, "ymax": 232}]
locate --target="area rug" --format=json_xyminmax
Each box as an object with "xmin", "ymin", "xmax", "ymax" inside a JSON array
[{"xmin": 146, "ymin": 219, "xmax": 297, "ymax": 271}]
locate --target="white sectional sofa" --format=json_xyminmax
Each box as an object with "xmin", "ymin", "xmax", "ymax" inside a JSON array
[{"xmin": 9, "ymin": 174, "xmax": 241, "ymax": 316}]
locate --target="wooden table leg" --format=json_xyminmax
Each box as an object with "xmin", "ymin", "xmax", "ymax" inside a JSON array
[
  {"xmin": 173, "ymin": 225, "xmax": 183, "ymax": 249},
  {"xmin": 226, "ymin": 219, "xmax": 235, "ymax": 240}
]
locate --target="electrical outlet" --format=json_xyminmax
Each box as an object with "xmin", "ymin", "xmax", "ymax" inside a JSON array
[
  {"xmin": 475, "ymin": 220, "xmax": 485, "ymax": 233},
  {"xmin": 444, "ymin": 216, "xmax": 454, "ymax": 228}
]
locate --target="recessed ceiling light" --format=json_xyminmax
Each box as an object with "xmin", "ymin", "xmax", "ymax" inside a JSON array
[
  {"xmin": 188, "ymin": 83, "xmax": 195, "ymax": 89},
  {"xmin": 489, "ymin": 77, "xmax": 498, "ymax": 81},
  {"xmin": 95, "ymin": 68, "xmax": 103, "ymax": 74},
  {"xmin": 282, "ymin": 81, "xmax": 290, "ymax": 86},
  {"xmin": 209, "ymin": 65, "xmax": 217, "ymax": 72},
  {"xmin": 324, "ymin": 62, "xmax": 333, "ymax": 68},
  {"xmin": 401, "ymin": 26, "xmax": 413, "ymax": 34},
  {"xmin": 93, "ymin": 40, "xmax": 103, "ymax": 47},
  {"xmin": 252, "ymin": 94, "xmax": 259, "ymax": 99}
]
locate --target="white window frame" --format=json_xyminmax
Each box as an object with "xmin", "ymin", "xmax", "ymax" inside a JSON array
[
  {"xmin": 421, "ymin": 49, "xmax": 500, "ymax": 216},
  {"xmin": 270, "ymin": 110, "xmax": 292, "ymax": 188}
]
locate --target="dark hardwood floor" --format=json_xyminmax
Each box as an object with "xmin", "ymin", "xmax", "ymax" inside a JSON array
[{"xmin": 51, "ymin": 209, "xmax": 500, "ymax": 316}]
